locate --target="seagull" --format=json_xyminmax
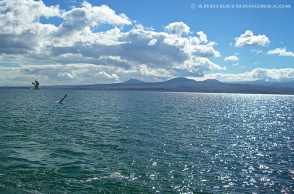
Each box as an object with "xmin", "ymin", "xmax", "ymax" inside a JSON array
[
  {"xmin": 56, "ymin": 94, "xmax": 67, "ymax": 104},
  {"xmin": 31, "ymin": 80, "xmax": 39, "ymax": 90}
]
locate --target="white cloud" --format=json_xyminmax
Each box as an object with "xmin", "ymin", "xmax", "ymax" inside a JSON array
[
  {"xmin": 224, "ymin": 55, "xmax": 239, "ymax": 61},
  {"xmin": 179, "ymin": 57, "xmax": 225, "ymax": 75},
  {"xmin": 2, "ymin": 1, "xmax": 293, "ymax": 87},
  {"xmin": 189, "ymin": 37, "xmax": 200, "ymax": 45},
  {"xmin": 197, "ymin": 31, "xmax": 207, "ymax": 43},
  {"xmin": 55, "ymin": 3, "xmax": 131, "ymax": 39},
  {"xmin": 148, "ymin": 39, "xmax": 157, "ymax": 45},
  {"xmin": 0, "ymin": 0, "xmax": 224, "ymax": 86},
  {"xmin": 0, "ymin": 0, "xmax": 60, "ymax": 34},
  {"xmin": 15, "ymin": 63, "xmax": 122, "ymax": 85},
  {"xmin": 58, "ymin": 72, "xmax": 74, "ymax": 79},
  {"xmin": 251, "ymin": 49, "xmax": 263, "ymax": 54},
  {"xmin": 267, "ymin": 48, "xmax": 294, "ymax": 57},
  {"xmin": 193, "ymin": 68, "xmax": 294, "ymax": 82},
  {"xmin": 164, "ymin": 21, "xmax": 190, "ymax": 35},
  {"xmin": 235, "ymin": 30, "xmax": 270, "ymax": 47},
  {"xmin": 98, "ymin": 71, "xmax": 119, "ymax": 80}
]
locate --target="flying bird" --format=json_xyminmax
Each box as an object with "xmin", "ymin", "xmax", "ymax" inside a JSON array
[
  {"xmin": 56, "ymin": 94, "xmax": 67, "ymax": 104},
  {"xmin": 31, "ymin": 80, "xmax": 39, "ymax": 90}
]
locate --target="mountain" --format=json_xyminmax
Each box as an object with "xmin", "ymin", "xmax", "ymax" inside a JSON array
[
  {"xmin": 35, "ymin": 77, "xmax": 294, "ymax": 95},
  {"xmin": 124, "ymin": 79, "xmax": 145, "ymax": 84},
  {"xmin": 164, "ymin": 77, "xmax": 196, "ymax": 84},
  {"xmin": 203, "ymin": 79, "xmax": 221, "ymax": 83}
]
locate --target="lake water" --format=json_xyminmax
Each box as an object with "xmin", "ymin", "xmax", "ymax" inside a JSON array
[{"xmin": 0, "ymin": 88, "xmax": 293, "ymax": 193}]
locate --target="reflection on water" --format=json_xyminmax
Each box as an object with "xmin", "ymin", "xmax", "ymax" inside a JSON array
[{"xmin": 0, "ymin": 89, "xmax": 293, "ymax": 193}]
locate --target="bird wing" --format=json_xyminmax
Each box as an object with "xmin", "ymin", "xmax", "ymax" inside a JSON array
[{"xmin": 59, "ymin": 95, "xmax": 67, "ymax": 102}]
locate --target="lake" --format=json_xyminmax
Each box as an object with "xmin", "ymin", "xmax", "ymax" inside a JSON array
[{"xmin": 0, "ymin": 88, "xmax": 293, "ymax": 193}]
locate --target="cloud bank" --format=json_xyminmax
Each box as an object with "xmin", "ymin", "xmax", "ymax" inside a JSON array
[
  {"xmin": 195, "ymin": 68, "xmax": 294, "ymax": 82},
  {"xmin": 0, "ymin": 0, "xmax": 225, "ymax": 86},
  {"xmin": 0, "ymin": 1, "xmax": 293, "ymax": 86}
]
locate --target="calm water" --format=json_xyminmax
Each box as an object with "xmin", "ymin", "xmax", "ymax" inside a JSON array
[{"xmin": 0, "ymin": 88, "xmax": 293, "ymax": 193}]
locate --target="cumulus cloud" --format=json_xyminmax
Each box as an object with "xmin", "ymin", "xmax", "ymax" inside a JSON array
[
  {"xmin": 57, "ymin": 3, "xmax": 131, "ymax": 37},
  {"xmin": 16, "ymin": 63, "xmax": 122, "ymax": 85},
  {"xmin": 0, "ymin": 0, "xmax": 60, "ymax": 34},
  {"xmin": 235, "ymin": 30, "xmax": 270, "ymax": 47},
  {"xmin": 224, "ymin": 55, "xmax": 239, "ymax": 61},
  {"xmin": 0, "ymin": 0, "xmax": 226, "ymax": 86},
  {"xmin": 267, "ymin": 48, "xmax": 294, "ymax": 57},
  {"xmin": 98, "ymin": 71, "xmax": 119, "ymax": 80},
  {"xmin": 164, "ymin": 21, "xmax": 190, "ymax": 35},
  {"xmin": 197, "ymin": 31, "xmax": 207, "ymax": 43}
]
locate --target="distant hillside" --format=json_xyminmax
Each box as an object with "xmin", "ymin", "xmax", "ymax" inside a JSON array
[
  {"xmin": 23, "ymin": 77, "xmax": 294, "ymax": 95},
  {"xmin": 164, "ymin": 77, "xmax": 196, "ymax": 84},
  {"xmin": 71, "ymin": 77, "xmax": 294, "ymax": 94},
  {"xmin": 124, "ymin": 79, "xmax": 145, "ymax": 84}
]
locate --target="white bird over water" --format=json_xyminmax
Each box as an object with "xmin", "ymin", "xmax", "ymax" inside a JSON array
[{"xmin": 56, "ymin": 94, "xmax": 67, "ymax": 104}]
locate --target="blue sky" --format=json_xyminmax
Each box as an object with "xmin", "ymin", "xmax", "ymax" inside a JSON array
[{"xmin": 0, "ymin": 0, "xmax": 293, "ymax": 86}]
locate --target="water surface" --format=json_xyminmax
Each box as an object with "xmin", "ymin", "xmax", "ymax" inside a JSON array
[{"xmin": 0, "ymin": 89, "xmax": 293, "ymax": 193}]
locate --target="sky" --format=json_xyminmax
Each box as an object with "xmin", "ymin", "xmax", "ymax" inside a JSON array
[{"xmin": 0, "ymin": 0, "xmax": 294, "ymax": 86}]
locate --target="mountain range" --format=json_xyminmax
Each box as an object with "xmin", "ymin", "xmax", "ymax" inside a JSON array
[{"xmin": 45, "ymin": 77, "xmax": 294, "ymax": 95}]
